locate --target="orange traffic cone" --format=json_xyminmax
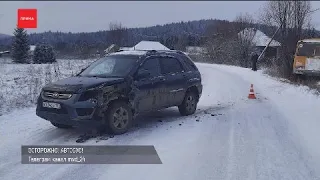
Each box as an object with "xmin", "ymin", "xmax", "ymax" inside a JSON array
[{"xmin": 248, "ymin": 84, "xmax": 256, "ymax": 99}]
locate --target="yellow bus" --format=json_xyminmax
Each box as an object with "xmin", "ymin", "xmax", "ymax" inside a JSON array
[{"xmin": 293, "ymin": 38, "xmax": 320, "ymax": 76}]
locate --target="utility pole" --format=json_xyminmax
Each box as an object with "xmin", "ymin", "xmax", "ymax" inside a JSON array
[{"xmin": 256, "ymin": 25, "xmax": 281, "ymax": 62}]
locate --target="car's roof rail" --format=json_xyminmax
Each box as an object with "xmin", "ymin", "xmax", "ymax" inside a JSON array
[
  {"xmin": 173, "ymin": 50, "xmax": 185, "ymax": 55},
  {"xmin": 146, "ymin": 49, "xmax": 186, "ymax": 55},
  {"xmin": 145, "ymin": 50, "xmax": 158, "ymax": 55}
]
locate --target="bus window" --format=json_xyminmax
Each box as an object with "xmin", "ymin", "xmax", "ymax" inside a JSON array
[{"xmin": 296, "ymin": 43, "xmax": 315, "ymax": 56}]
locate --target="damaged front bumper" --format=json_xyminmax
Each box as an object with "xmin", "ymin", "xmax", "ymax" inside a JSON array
[{"xmin": 36, "ymin": 91, "xmax": 103, "ymax": 128}]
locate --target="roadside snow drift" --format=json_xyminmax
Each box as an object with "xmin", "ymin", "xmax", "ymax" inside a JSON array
[{"xmin": 0, "ymin": 59, "xmax": 95, "ymax": 115}]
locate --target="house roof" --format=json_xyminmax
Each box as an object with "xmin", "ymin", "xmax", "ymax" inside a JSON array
[
  {"xmin": 238, "ymin": 28, "xmax": 281, "ymax": 47},
  {"xmin": 133, "ymin": 41, "xmax": 169, "ymax": 51}
]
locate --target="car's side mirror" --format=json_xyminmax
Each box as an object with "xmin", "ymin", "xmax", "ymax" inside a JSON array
[{"xmin": 136, "ymin": 69, "xmax": 150, "ymax": 80}]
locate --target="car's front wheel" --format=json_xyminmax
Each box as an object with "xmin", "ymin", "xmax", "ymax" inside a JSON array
[
  {"xmin": 51, "ymin": 122, "xmax": 73, "ymax": 129},
  {"xmin": 178, "ymin": 91, "xmax": 198, "ymax": 116},
  {"xmin": 105, "ymin": 101, "xmax": 133, "ymax": 135}
]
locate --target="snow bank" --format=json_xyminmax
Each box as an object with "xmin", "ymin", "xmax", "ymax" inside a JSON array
[{"xmin": 0, "ymin": 59, "xmax": 96, "ymax": 115}]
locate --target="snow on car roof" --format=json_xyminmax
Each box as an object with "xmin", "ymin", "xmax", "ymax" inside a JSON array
[{"xmin": 110, "ymin": 50, "xmax": 147, "ymax": 56}]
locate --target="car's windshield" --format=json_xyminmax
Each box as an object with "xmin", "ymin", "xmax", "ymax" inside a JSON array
[
  {"xmin": 79, "ymin": 55, "xmax": 138, "ymax": 77},
  {"xmin": 296, "ymin": 42, "xmax": 320, "ymax": 57}
]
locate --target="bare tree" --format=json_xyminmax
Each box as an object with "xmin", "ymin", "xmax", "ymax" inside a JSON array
[
  {"xmin": 234, "ymin": 13, "xmax": 256, "ymax": 67},
  {"xmin": 204, "ymin": 20, "xmax": 240, "ymax": 64},
  {"xmin": 107, "ymin": 21, "xmax": 128, "ymax": 46},
  {"xmin": 304, "ymin": 20, "xmax": 317, "ymax": 39},
  {"xmin": 204, "ymin": 15, "xmax": 256, "ymax": 66},
  {"xmin": 261, "ymin": 1, "xmax": 313, "ymax": 77},
  {"xmin": 174, "ymin": 36, "xmax": 188, "ymax": 51}
]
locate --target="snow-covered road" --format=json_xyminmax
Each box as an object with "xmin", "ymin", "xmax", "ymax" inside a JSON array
[{"xmin": 1, "ymin": 63, "xmax": 320, "ymax": 180}]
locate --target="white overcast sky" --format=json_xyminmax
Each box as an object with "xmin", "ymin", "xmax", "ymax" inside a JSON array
[{"xmin": 1, "ymin": 1, "xmax": 320, "ymax": 35}]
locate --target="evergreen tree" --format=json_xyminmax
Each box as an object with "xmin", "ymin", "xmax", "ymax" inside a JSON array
[
  {"xmin": 44, "ymin": 44, "xmax": 56, "ymax": 63},
  {"xmin": 33, "ymin": 44, "xmax": 56, "ymax": 64},
  {"xmin": 11, "ymin": 28, "xmax": 30, "ymax": 63},
  {"xmin": 33, "ymin": 44, "xmax": 43, "ymax": 64}
]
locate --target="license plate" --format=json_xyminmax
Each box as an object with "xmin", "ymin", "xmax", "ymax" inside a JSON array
[{"xmin": 43, "ymin": 102, "xmax": 61, "ymax": 109}]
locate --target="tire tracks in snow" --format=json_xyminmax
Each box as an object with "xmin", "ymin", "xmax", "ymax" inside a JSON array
[{"xmin": 226, "ymin": 113, "xmax": 235, "ymax": 180}]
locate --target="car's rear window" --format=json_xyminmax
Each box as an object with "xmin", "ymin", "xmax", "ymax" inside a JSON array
[{"xmin": 180, "ymin": 54, "xmax": 198, "ymax": 71}]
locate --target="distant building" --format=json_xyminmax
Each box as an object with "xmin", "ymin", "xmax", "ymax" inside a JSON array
[
  {"xmin": 132, "ymin": 41, "xmax": 170, "ymax": 51},
  {"xmin": 117, "ymin": 41, "xmax": 170, "ymax": 52},
  {"xmin": 105, "ymin": 41, "xmax": 170, "ymax": 56},
  {"xmin": 238, "ymin": 28, "xmax": 281, "ymax": 58}
]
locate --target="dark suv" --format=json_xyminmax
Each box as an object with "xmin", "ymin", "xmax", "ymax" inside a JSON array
[{"xmin": 36, "ymin": 50, "xmax": 202, "ymax": 134}]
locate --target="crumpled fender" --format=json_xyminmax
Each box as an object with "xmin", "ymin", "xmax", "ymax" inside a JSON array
[{"xmin": 95, "ymin": 80, "xmax": 137, "ymax": 118}]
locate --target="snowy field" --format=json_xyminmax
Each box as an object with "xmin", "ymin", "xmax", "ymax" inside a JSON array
[
  {"xmin": 0, "ymin": 58, "xmax": 96, "ymax": 115},
  {"xmin": 1, "ymin": 62, "xmax": 320, "ymax": 179}
]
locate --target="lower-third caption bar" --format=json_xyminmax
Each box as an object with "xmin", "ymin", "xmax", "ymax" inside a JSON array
[{"xmin": 21, "ymin": 145, "xmax": 162, "ymax": 164}]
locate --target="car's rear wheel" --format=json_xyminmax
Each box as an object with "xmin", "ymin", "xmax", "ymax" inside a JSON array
[
  {"xmin": 51, "ymin": 122, "xmax": 73, "ymax": 129},
  {"xmin": 178, "ymin": 90, "xmax": 198, "ymax": 116},
  {"xmin": 105, "ymin": 101, "xmax": 133, "ymax": 135}
]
